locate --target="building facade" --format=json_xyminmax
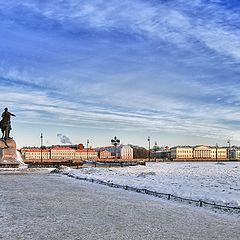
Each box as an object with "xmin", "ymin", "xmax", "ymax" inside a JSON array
[
  {"xmin": 50, "ymin": 147, "xmax": 76, "ymax": 160},
  {"xmin": 170, "ymin": 145, "xmax": 227, "ymax": 160},
  {"xmin": 230, "ymin": 148, "xmax": 240, "ymax": 160},
  {"xmin": 193, "ymin": 146, "xmax": 211, "ymax": 159},
  {"xmin": 99, "ymin": 150, "xmax": 112, "ymax": 159},
  {"xmin": 75, "ymin": 149, "xmax": 98, "ymax": 160},
  {"xmin": 120, "ymin": 145, "xmax": 134, "ymax": 160},
  {"xmin": 23, "ymin": 149, "xmax": 50, "ymax": 160},
  {"xmin": 170, "ymin": 146, "xmax": 193, "ymax": 160},
  {"xmin": 22, "ymin": 147, "xmax": 98, "ymax": 161}
]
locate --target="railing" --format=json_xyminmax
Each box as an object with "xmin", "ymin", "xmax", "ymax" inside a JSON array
[
  {"xmin": 61, "ymin": 172, "xmax": 240, "ymax": 215},
  {"xmin": 27, "ymin": 161, "xmax": 83, "ymax": 168},
  {"xmin": 83, "ymin": 161, "xmax": 145, "ymax": 167}
]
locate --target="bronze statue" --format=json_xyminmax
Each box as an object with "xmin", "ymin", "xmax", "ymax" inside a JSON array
[{"xmin": 0, "ymin": 108, "xmax": 16, "ymax": 140}]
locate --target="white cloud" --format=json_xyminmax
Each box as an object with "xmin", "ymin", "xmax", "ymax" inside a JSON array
[
  {"xmin": 7, "ymin": 0, "xmax": 238, "ymax": 61},
  {"xmin": 1, "ymin": 76, "xmax": 240, "ymax": 143},
  {"xmin": 1, "ymin": 1, "xmax": 240, "ymax": 145}
]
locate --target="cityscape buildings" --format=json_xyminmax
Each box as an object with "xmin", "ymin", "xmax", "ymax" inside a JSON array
[
  {"xmin": 170, "ymin": 145, "xmax": 228, "ymax": 160},
  {"xmin": 21, "ymin": 144, "xmax": 134, "ymax": 162},
  {"xmin": 20, "ymin": 142, "xmax": 240, "ymax": 162}
]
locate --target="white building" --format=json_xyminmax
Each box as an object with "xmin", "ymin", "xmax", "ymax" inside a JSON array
[{"xmin": 120, "ymin": 145, "xmax": 133, "ymax": 160}]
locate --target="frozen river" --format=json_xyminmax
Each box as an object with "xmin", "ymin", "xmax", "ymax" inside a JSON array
[
  {"xmin": 64, "ymin": 162, "xmax": 240, "ymax": 207},
  {"xmin": 0, "ymin": 171, "xmax": 239, "ymax": 240}
]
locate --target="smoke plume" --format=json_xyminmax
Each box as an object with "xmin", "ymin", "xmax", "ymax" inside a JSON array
[{"xmin": 57, "ymin": 133, "xmax": 72, "ymax": 145}]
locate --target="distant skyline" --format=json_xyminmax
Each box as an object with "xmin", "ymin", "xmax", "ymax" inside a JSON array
[{"xmin": 1, "ymin": 1, "xmax": 240, "ymax": 148}]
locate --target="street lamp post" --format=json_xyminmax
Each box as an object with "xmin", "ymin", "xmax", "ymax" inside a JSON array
[
  {"xmin": 40, "ymin": 133, "xmax": 43, "ymax": 163},
  {"xmin": 154, "ymin": 141, "xmax": 158, "ymax": 161},
  {"xmin": 111, "ymin": 136, "xmax": 120, "ymax": 159},
  {"xmin": 227, "ymin": 139, "xmax": 231, "ymax": 161},
  {"xmin": 215, "ymin": 143, "xmax": 218, "ymax": 162},
  {"xmin": 147, "ymin": 136, "xmax": 150, "ymax": 161},
  {"xmin": 86, "ymin": 139, "xmax": 89, "ymax": 160}
]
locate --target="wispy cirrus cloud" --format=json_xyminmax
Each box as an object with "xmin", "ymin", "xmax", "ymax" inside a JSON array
[
  {"xmin": 7, "ymin": 0, "xmax": 239, "ymax": 61},
  {"xmin": 1, "ymin": 0, "xmax": 240, "ymax": 146},
  {"xmin": 0, "ymin": 78, "xmax": 240, "ymax": 142}
]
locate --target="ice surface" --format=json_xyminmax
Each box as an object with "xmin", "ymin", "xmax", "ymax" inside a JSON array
[{"xmin": 62, "ymin": 162, "xmax": 240, "ymax": 207}]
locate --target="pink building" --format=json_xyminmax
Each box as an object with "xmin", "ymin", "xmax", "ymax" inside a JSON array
[
  {"xmin": 99, "ymin": 150, "xmax": 112, "ymax": 159},
  {"xmin": 50, "ymin": 147, "xmax": 75, "ymax": 160},
  {"xmin": 75, "ymin": 149, "xmax": 98, "ymax": 160}
]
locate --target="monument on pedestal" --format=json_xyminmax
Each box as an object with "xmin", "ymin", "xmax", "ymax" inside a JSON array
[
  {"xmin": 0, "ymin": 138, "xmax": 20, "ymax": 167},
  {"xmin": 0, "ymin": 108, "xmax": 20, "ymax": 167}
]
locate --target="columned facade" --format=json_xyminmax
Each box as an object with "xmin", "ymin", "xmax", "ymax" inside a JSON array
[
  {"xmin": 170, "ymin": 145, "xmax": 228, "ymax": 160},
  {"xmin": 193, "ymin": 146, "xmax": 211, "ymax": 159}
]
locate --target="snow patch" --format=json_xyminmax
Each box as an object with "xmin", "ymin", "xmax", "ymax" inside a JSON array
[{"xmin": 61, "ymin": 162, "xmax": 240, "ymax": 207}]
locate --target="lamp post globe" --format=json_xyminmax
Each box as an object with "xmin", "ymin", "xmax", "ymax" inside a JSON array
[{"xmin": 111, "ymin": 136, "xmax": 120, "ymax": 159}]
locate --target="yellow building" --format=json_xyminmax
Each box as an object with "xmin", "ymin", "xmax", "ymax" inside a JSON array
[
  {"xmin": 24, "ymin": 149, "xmax": 50, "ymax": 160},
  {"xmin": 170, "ymin": 146, "xmax": 193, "ymax": 160},
  {"xmin": 209, "ymin": 147, "xmax": 227, "ymax": 160},
  {"xmin": 22, "ymin": 147, "xmax": 98, "ymax": 161},
  {"xmin": 171, "ymin": 145, "xmax": 227, "ymax": 160},
  {"xmin": 50, "ymin": 147, "xmax": 75, "ymax": 160}
]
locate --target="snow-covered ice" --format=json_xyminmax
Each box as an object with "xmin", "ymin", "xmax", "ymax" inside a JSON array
[{"xmin": 63, "ymin": 162, "xmax": 240, "ymax": 207}]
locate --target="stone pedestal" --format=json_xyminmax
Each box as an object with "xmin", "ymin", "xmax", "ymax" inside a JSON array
[{"xmin": 0, "ymin": 139, "xmax": 20, "ymax": 167}]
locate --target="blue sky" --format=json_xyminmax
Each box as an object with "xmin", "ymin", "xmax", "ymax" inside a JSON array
[{"xmin": 1, "ymin": 0, "xmax": 240, "ymax": 148}]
